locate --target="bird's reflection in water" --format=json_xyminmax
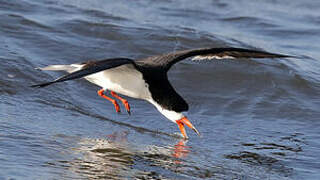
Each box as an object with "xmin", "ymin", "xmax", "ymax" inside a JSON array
[
  {"xmin": 106, "ymin": 131, "xmax": 129, "ymax": 143},
  {"xmin": 171, "ymin": 140, "xmax": 191, "ymax": 164},
  {"xmin": 68, "ymin": 131, "xmax": 134, "ymax": 179},
  {"xmin": 67, "ymin": 131, "xmax": 192, "ymax": 179}
]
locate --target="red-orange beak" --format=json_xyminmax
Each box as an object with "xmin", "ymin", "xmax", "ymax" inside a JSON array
[{"xmin": 176, "ymin": 117, "xmax": 200, "ymax": 139}]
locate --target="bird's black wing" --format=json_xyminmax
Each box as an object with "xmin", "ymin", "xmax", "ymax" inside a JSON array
[
  {"xmin": 136, "ymin": 47, "xmax": 292, "ymax": 71},
  {"xmin": 31, "ymin": 58, "xmax": 134, "ymax": 88}
]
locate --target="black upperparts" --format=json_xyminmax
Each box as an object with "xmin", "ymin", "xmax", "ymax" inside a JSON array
[
  {"xmin": 137, "ymin": 66, "xmax": 189, "ymax": 112},
  {"xmin": 135, "ymin": 47, "xmax": 292, "ymax": 71},
  {"xmin": 134, "ymin": 47, "xmax": 292, "ymax": 112}
]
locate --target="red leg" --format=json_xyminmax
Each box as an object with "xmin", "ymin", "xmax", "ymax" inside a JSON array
[
  {"xmin": 97, "ymin": 89, "xmax": 120, "ymax": 113},
  {"xmin": 110, "ymin": 91, "xmax": 131, "ymax": 115}
]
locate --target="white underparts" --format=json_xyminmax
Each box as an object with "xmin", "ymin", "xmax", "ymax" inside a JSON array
[
  {"xmin": 148, "ymin": 99, "xmax": 184, "ymax": 123},
  {"xmin": 40, "ymin": 63, "xmax": 184, "ymax": 123},
  {"xmin": 84, "ymin": 64, "xmax": 152, "ymax": 99},
  {"xmin": 85, "ymin": 64, "xmax": 184, "ymax": 123},
  {"xmin": 84, "ymin": 64, "xmax": 185, "ymax": 123}
]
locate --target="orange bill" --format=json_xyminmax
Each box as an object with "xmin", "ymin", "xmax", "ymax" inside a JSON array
[{"xmin": 176, "ymin": 117, "xmax": 200, "ymax": 139}]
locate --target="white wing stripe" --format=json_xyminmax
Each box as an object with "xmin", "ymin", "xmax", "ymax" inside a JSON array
[{"xmin": 192, "ymin": 55, "xmax": 236, "ymax": 61}]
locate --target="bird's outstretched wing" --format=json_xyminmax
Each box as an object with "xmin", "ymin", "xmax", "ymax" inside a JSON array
[
  {"xmin": 136, "ymin": 47, "xmax": 292, "ymax": 71},
  {"xmin": 31, "ymin": 58, "xmax": 133, "ymax": 88}
]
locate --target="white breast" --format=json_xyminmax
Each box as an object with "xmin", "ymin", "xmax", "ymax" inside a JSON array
[
  {"xmin": 148, "ymin": 99, "xmax": 184, "ymax": 123},
  {"xmin": 84, "ymin": 64, "xmax": 152, "ymax": 100}
]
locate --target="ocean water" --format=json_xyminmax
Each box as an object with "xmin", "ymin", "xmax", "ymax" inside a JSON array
[{"xmin": 1, "ymin": 0, "xmax": 320, "ymax": 179}]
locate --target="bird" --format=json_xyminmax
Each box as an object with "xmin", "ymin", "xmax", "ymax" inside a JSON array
[{"xmin": 31, "ymin": 47, "xmax": 290, "ymax": 139}]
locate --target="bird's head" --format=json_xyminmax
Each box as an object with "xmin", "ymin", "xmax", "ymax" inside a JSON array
[{"xmin": 153, "ymin": 104, "xmax": 200, "ymax": 139}]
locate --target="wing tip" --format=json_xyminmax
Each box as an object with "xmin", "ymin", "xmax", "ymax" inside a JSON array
[
  {"xmin": 191, "ymin": 48, "xmax": 295, "ymax": 60},
  {"xmin": 30, "ymin": 81, "xmax": 54, "ymax": 88},
  {"xmin": 269, "ymin": 53, "xmax": 294, "ymax": 58}
]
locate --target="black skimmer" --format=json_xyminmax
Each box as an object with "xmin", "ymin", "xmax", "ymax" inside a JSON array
[{"xmin": 31, "ymin": 47, "xmax": 290, "ymax": 139}]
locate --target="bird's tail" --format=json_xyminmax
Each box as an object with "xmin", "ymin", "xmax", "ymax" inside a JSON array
[
  {"xmin": 35, "ymin": 64, "xmax": 81, "ymax": 73},
  {"xmin": 31, "ymin": 64, "xmax": 82, "ymax": 88}
]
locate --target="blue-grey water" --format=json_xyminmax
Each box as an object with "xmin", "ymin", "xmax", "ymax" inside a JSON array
[{"xmin": 1, "ymin": 0, "xmax": 320, "ymax": 179}]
